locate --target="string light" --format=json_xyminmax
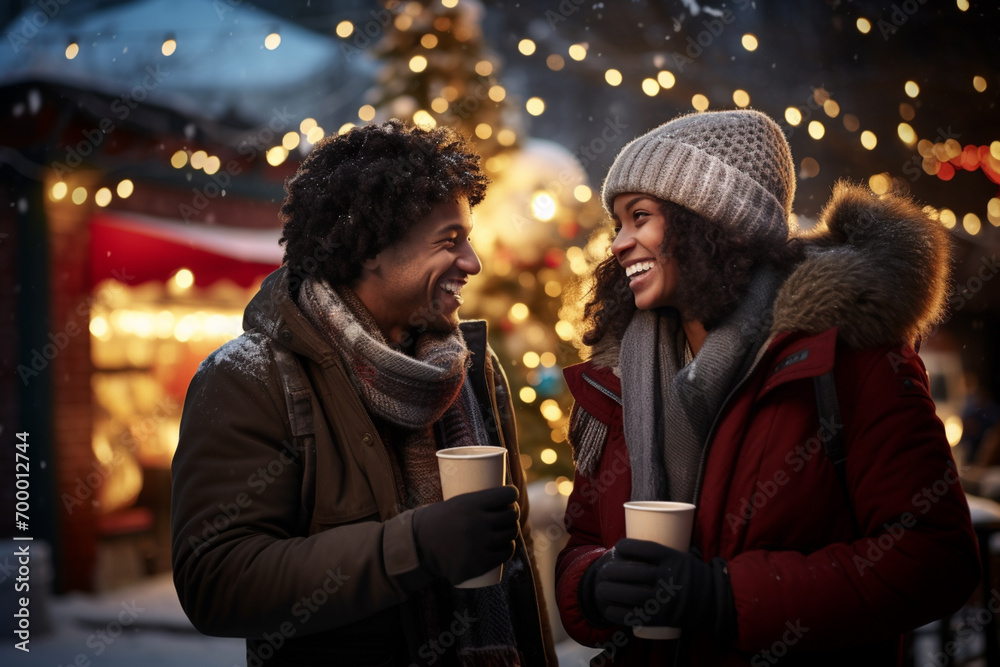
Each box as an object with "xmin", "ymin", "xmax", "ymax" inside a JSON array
[
  {"xmin": 939, "ymin": 209, "xmax": 957, "ymax": 229},
  {"xmin": 691, "ymin": 94, "xmax": 709, "ymax": 111},
  {"xmin": 963, "ymin": 213, "xmax": 982, "ymax": 235},
  {"xmin": 497, "ymin": 128, "xmax": 516, "ymax": 146},
  {"xmin": 412, "ymin": 110, "xmax": 436, "ymax": 129},
  {"xmin": 555, "ymin": 320, "xmax": 575, "ymax": 341},
  {"xmin": 741, "ymin": 34, "xmax": 758, "ymax": 51},
  {"xmin": 190, "ymin": 150, "xmax": 207, "ymax": 169},
  {"xmin": 358, "ymin": 104, "xmax": 376, "ymax": 121},
  {"xmin": 605, "ymin": 69, "xmax": 622, "ymax": 86},
  {"xmin": 519, "ymin": 387, "xmax": 537, "ymax": 403},
  {"xmin": 94, "ymin": 188, "xmax": 112, "ymax": 207},
  {"xmin": 540, "ymin": 400, "xmax": 563, "ymax": 422},
  {"xmin": 860, "ymin": 130, "xmax": 878, "ymax": 150},
  {"xmin": 869, "ymin": 173, "xmax": 891, "ymax": 194},
  {"xmin": 50, "ymin": 182, "xmax": 67, "ymax": 200},
  {"xmin": 657, "ymin": 71, "xmax": 676, "ymax": 89},
  {"xmin": 336, "ymin": 21, "xmax": 354, "ymax": 38},
  {"xmin": 733, "ymin": 89, "xmax": 750, "ymax": 107},
  {"xmin": 72, "ymin": 187, "xmax": 87, "ymax": 204},
  {"xmin": 808, "ymin": 121, "xmax": 825, "ymax": 139},
  {"xmin": 531, "ymin": 192, "xmax": 556, "ymax": 221},
  {"xmin": 824, "ymin": 100, "xmax": 840, "ymax": 117},
  {"xmin": 568, "ymin": 43, "xmax": 587, "ymax": 61},
  {"xmin": 300, "ymin": 118, "xmax": 317, "ymax": 133},
  {"xmin": 162, "ymin": 37, "xmax": 177, "ymax": 56},
  {"xmin": 264, "ymin": 33, "xmax": 280, "ymax": 50},
  {"xmin": 904, "ymin": 80, "xmax": 920, "ymax": 97},
  {"xmin": 307, "ymin": 126, "xmax": 325, "ymax": 143},
  {"xmin": 409, "ymin": 55, "xmax": 427, "ymax": 72},
  {"xmin": 266, "ymin": 146, "xmax": 288, "ymax": 166},
  {"xmin": 526, "ymin": 97, "xmax": 545, "ymax": 116},
  {"xmin": 203, "ymin": 156, "xmax": 221, "ymax": 175},
  {"xmin": 117, "ymin": 180, "xmax": 134, "ymax": 198},
  {"xmin": 785, "ymin": 107, "xmax": 802, "ymax": 125},
  {"xmin": 174, "ymin": 268, "xmax": 194, "ymax": 289},
  {"xmin": 170, "ymin": 150, "xmax": 188, "ymax": 168},
  {"xmin": 800, "ymin": 157, "xmax": 820, "ymax": 179},
  {"xmin": 642, "ymin": 78, "xmax": 659, "ymax": 96},
  {"xmin": 897, "ymin": 123, "xmax": 916, "ymax": 144},
  {"xmin": 282, "ymin": 132, "xmax": 300, "ymax": 150},
  {"xmin": 65, "ymin": 41, "xmax": 78, "ymax": 59},
  {"xmin": 394, "ymin": 14, "xmax": 413, "ymax": 31},
  {"xmin": 518, "ymin": 39, "xmax": 536, "ymax": 56},
  {"xmin": 488, "ymin": 85, "xmax": 506, "ymax": 102},
  {"xmin": 856, "ymin": 18, "xmax": 871, "ymax": 33}
]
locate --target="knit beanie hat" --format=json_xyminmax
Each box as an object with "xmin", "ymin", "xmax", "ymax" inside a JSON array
[{"xmin": 601, "ymin": 109, "xmax": 795, "ymax": 245}]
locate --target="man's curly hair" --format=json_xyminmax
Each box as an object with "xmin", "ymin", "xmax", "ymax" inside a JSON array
[
  {"xmin": 279, "ymin": 119, "xmax": 489, "ymax": 287},
  {"xmin": 582, "ymin": 199, "xmax": 804, "ymax": 348}
]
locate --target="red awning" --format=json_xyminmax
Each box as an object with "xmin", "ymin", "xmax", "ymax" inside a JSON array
[{"xmin": 90, "ymin": 212, "xmax": 282, "ymax": 288}]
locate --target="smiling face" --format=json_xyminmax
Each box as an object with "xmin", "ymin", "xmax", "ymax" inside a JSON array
[
  {"xmin": 354, "ymin": 198, "xmax": 482, "ymax": 346},
  {"xmin": 610, "ymin": 193, "xmax": 681, "ymax": 311}
]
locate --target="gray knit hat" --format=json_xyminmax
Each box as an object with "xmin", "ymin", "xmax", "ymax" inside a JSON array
[{"xmin": 601, "ymin": 109, "xmax": 795, "ymax": 245}]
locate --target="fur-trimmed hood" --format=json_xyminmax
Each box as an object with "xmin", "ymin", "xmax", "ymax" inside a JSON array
[
  {"xmin": 773, "ymin": 181, "xmax": 951, "ymax": 349},
  {"xmin": 589, "ymin": 181, "xmax": 952, "ymax": 367}
]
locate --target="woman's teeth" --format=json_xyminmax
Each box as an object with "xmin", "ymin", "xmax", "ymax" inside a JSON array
[{"xmin": 625, "ymin": 261, "xmax": 655, "ymax": 280}]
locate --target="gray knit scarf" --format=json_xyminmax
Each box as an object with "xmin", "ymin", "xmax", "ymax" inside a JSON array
[
  {"xmin": 620, "ymin": 266, "xmax": 780, "ymax": 503},
  {"xmin": 297, "ymin": 278, "xmax": 523, "ymax": 666}
]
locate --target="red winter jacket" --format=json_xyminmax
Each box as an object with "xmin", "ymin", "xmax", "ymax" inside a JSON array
[{"xmin": 555, "ymin": 184, "xmax": 980, "ymax": 666}]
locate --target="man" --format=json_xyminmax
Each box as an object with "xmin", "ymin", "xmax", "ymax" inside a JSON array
[{"xmin": 172, "ymin": 120, "xmax": 555, "ymax": 666}]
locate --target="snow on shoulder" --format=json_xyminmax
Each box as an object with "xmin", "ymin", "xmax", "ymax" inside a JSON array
[{"xmin": 198, "ymin": 331, "xmax": 272, "ymax": 379}]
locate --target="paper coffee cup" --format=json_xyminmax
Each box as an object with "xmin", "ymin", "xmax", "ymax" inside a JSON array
[
  {"xmin": 623, "ymin": 501, "xmax": 697, "ymax": 640},
  {"xmin": 436, "ymin": 446, "xmax": 508, "ymax": 588}
]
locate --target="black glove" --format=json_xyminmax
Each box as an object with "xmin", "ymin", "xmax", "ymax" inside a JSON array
[
  {"xmin": 577, "ymin": 547, "xmax": 620, "ymax": 628},
  {"xmin": 412, "ymin": 486, "xmax": 519, "ymax": 585},
  {"xmin": 591, "ymin": 538, "xmax": 736, "ymax": 639}
]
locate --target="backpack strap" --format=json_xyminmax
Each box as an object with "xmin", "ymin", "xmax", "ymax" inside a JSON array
[
  {"xmin": 272, "ymin": 342, "xmax": 316, "ymax": 535},
  {"xmin": 813, "ymin": 371, "xmax": 861, "ymax": 535}
]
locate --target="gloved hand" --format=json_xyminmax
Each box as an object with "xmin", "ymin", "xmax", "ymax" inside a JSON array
[
  {"xmin": 412, "ymin": 486, "xmax": 519, "ymax": 585},
  {"xmin": 577, "ymin": 547, "xmax": 620, "ymax": 628},
  {"xmin": 589, "ymin": 538, "xmax": 736, "ymax": 639}
]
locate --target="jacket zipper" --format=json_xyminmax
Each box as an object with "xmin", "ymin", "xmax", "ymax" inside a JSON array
[
  {"xmin": 581, "ymin": 372, "xmax": 622, "ymax": 405},
  {"xmin": 690, "ymin": 334, "xmax": 776, "ymax": 505}
]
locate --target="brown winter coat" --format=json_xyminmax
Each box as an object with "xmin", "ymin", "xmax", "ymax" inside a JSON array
[{"xmin": 171, "ymin": 266, "xmax": 555, "ymax": 666}]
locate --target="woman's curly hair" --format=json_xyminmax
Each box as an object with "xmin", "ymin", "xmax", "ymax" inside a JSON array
[
  {"xmin": 581, "ymin": 198, "xmax": 804, "ymax": 348},
  {"xmin": 279, "ymin": 119, "xmax": 489, "ymax": 286}
]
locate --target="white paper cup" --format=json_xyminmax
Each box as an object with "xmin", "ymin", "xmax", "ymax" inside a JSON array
[
  {"xmin": 436, "ymin": 446, "xmax": 508, "ymax": 588},
  {"xmin": 623, "ymin": 501, "xmax": 697, "ymax": 640}
]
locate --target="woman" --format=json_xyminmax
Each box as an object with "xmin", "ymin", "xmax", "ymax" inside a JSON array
[{"xmin": 555, "ymin": 109, "xmax": 980, "ymax": 666}]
